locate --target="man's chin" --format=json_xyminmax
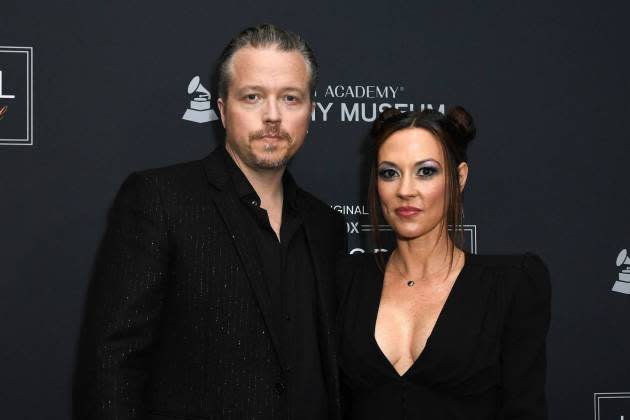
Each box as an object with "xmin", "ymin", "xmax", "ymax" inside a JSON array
[
  {"xmin": 252, "ymin": 160, "xmax": 287, "ymax": 170},
  {"xmin": 243, "ymin": 150, "xmax": 285, "ymax": 169}
]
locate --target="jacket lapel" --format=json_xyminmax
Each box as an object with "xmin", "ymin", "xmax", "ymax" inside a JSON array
[
  {"xmin": 302, "ymin": 210, "xmax": 336, "ymax": 330},
  {"xmin": 201, "ymin": 149, "xmax": 286, "ymax": 368},
  {"xmin": 303, "ymin": 208, "xmax": 343, "ymax": 420}
]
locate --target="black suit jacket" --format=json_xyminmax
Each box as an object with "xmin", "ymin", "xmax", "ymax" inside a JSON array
[{"xmin": 75, "ymin": 148, "xmax": 346, "ymax": 420}]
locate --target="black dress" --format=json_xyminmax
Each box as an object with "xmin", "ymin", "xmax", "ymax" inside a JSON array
[{"xmin": 336, "ymin": 252, "xmax": 551, "ymax": 420}]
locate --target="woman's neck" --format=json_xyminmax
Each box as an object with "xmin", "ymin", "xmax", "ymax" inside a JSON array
[{"xmin": 392, "ymin": 228, "xmax": 464, "ymax": 285}]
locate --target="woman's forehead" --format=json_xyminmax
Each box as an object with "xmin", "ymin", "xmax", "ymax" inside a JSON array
[{"xmin": 379, "ymin": 128, "xmax": 444, "ymax": 163}]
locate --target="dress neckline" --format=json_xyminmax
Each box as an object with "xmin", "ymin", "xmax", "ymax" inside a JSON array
[{"xmin": 371, "ymin": 251, "xmax": 472, "ymax": 379}]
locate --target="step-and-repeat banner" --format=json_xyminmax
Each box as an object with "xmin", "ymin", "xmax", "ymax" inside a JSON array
[{"xmin": 1, "ymin": 1, "xmax": 629, "ymax": 419}]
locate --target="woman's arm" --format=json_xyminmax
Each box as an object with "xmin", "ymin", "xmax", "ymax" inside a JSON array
[{"xmin": 499, "ymin": 253, "xmax": 552, "ymax": 420}]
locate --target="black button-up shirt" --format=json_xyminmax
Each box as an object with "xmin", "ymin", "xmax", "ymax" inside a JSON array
[{"xmin": 221, "ymin": 149, "xmax": 327, "ymax": 420}]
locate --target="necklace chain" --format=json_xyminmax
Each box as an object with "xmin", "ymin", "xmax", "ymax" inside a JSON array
[{"xmin": 388, "ymin": 250, "xmax": 459, "ymax": 288}]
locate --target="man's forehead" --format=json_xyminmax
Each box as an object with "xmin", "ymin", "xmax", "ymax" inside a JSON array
[{"xmin": 229, "ymin": 46, "xmax": 310, "ymax": 88}]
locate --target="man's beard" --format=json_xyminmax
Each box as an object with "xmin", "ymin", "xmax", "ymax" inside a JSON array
[{"xmin": 247, "ymin": 127, "xmax": 294, "ymax": 169}]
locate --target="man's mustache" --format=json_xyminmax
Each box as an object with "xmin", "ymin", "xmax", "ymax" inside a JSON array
[{"xmin": 249, "ymin": 127, "xmax": 292, "ymax": 141}]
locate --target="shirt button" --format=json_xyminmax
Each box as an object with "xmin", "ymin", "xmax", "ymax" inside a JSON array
[
  {"xmin": 250, "ymin": 199, "xmax": 259, "ymax": 207},
  {"xmin": 274, "ymin": 382, "xmax": 286, "ymax": 395}
]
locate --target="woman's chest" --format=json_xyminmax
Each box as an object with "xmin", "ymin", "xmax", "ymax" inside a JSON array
[
  {"xmin": 340, "ymin": 263, "xmax": 510, "ymax": 395},
  {"xmin": 374, "ymin": 286, "xmax": 450, "ymax": 365}
]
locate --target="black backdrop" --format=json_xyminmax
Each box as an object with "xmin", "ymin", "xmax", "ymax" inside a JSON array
[{"xmin": 1, "ymin": 1, "xmax": 629, "ymax": 419}]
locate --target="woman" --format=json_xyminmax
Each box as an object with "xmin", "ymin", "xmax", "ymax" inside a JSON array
[{"xmin": 337, "ymin": 107, "xmax": 551, "ymax": 419}]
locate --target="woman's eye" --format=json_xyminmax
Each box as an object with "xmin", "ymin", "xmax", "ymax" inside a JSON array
[
  {"xmin": 378, "ymin": 168, "xmax": 399, "ymax": 180},
  {"xmin": 418, "ymin": 167, "xmax": 437, "ymax": 177}
]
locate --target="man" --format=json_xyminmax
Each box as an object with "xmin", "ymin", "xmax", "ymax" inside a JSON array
[{"xmin": 75, "ymin": 24, "xmax": 346, "ymax": 420}]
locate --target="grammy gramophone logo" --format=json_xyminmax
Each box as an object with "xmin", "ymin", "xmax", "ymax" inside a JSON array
[
  {"xmin": 613, "ymin": 249, "xmax": 630, "ymax": 294},
  {"xmin": 182, "ymin": 75, "xmax": 219, "ymax": 124}
]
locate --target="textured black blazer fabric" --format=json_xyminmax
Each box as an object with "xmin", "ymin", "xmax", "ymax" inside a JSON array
[
  {"xmin": 75, "ymin": 148, "xmax": 346, "ymax": 420},
  {"xmin": 336, "ymin": 253, "xmax": 551, "ymax": 419}
]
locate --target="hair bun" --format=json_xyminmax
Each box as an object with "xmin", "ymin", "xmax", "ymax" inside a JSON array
[
  {"xmin": 447, "ymin": 106, "xmax": 476, "ymax": 145},
  {"xmin": 371, "ymin": 107, "xmax": 402, "ymax": 136}
]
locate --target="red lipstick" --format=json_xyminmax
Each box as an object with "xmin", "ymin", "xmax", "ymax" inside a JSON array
[{"xmin": 395, "ymin": 206, "xmax": 422, "ymax": 217}]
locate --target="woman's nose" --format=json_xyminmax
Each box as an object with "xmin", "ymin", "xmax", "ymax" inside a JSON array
[{"xmin": 396, "ymin": 175, "xmax": 417, "ymax": 198}]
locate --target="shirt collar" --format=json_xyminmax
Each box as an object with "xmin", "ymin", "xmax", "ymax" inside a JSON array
[{"xmin": 220, "ymin": 147, "xmax": 302, "ymax": 212}]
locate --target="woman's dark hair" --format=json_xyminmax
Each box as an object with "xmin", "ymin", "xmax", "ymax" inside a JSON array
[{"xmin": 368, "ymin": 106, "xmax": 476, "ymax": 268}]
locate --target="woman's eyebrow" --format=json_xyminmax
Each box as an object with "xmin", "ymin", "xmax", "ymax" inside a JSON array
[
  {"xmin": 378, "ymin": 159, "xmax": 441, "ymax": 167},
  {"xmin": 415, "ymin": 159, "xmax": 441, "ymax": 167}
]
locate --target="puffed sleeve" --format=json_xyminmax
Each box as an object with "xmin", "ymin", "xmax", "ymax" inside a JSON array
[
  {"xmin": 499, "ymin": 253, "xmax": 551, "ymax": 420},
  {"xmin": 74, "ymin": 172, "xmax": 170, "ymax": 420}
]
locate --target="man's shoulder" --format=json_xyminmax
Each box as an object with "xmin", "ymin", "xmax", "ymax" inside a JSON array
[
  {"xmin": 112, "ymin": 158, "xmax": 212, "ymax": 205},
  {"xmin": 118, "ymin": 156, "xmax": 217, "ymax": 197},
  {"xmin": 134, "ymin": 158, "xmax": 206, "ymax": 183}
]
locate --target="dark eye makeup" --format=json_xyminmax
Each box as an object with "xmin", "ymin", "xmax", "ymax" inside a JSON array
[
  {"xmin": 378, "ymin": 168, "xmax": 399, "ymax": 180},
  {"xmin": 417, "ymin": 166, "xmax": 438, "ymax": 177},
  {"xmin": 377, "ymin": 162, "xmax": 440, "ymax": 181}
]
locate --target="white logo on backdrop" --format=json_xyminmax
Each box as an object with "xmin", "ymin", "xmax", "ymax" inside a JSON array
[
  {"xmin": 0, "ymin": 46, "xmax": 33, "ymax": 146},
  {"xmin": 594, "ymin": 392, "xmax": 630, "ymax": 419},
  {"xmin": 182, "ymin": 76, "xmax": 219, "ymax": 124},
  {"xmin": 346, "ymin": 225, "xmax": 478, "ymax": 255},
  {"xmin": 311, "ymin": 83, "xmax": 445, "ymax": 123},
  {"xmin": 613, "ymin": 249, "xmax": 630, "ymax": 294},
  {"xmin": 0, "ymin": 70, "xmax": 16, "ymax": 99}
]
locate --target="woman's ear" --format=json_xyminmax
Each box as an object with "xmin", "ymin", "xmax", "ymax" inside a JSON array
[{"xmin": 457, "ymin": 162, "xmax": 469, "ymax": 193}]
